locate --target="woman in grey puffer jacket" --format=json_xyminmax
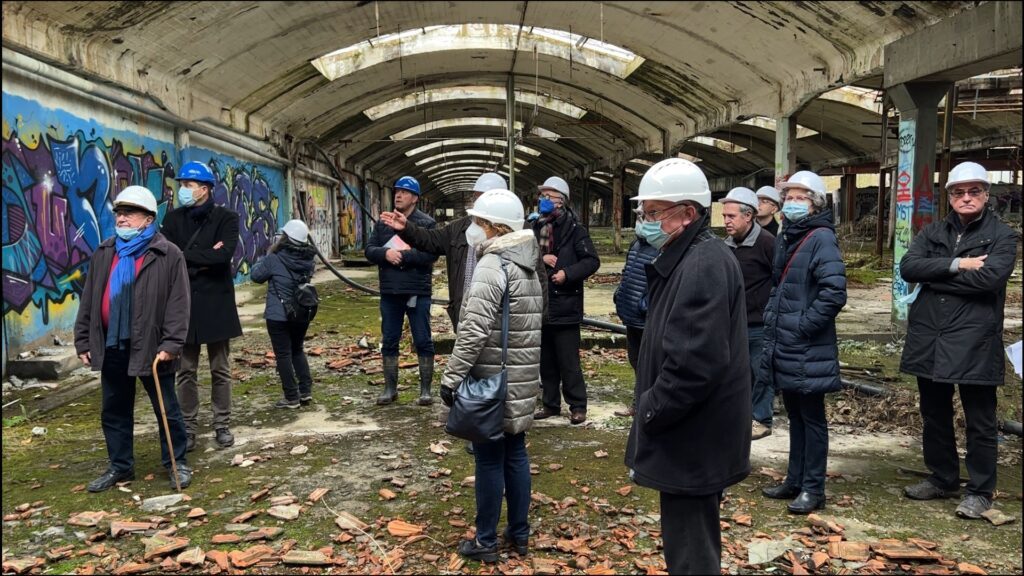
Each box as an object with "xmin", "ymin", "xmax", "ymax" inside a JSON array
[{"xmin": 441, "ymin": 190, "xmax": 543, "ymax": 563}]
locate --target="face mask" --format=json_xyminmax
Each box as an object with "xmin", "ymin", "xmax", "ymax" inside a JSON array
[
  {"xmin": 116, "ymin": 225, "xmax": 143, "ymax": 241},
  {"xmin": 177, "ymin": 186, "xmax": 196, "ymax": 207},
  {"xmin": 465, "ymin": 222, "xmax": 488, "ymax": 246},
  {"xmin": 782, "ymin": 202, "xmax": 810, "ymax": 221},
  {"xmin": 634, "ymin": 220, "xmax": 644, "ymax": 238},
  {"xmin": 637, "ymin": 221, "xmax": 673, "ymax": 250},
  {"xmin": 538, "ymin": 197, "xmax": 556, "ymax": 215}
]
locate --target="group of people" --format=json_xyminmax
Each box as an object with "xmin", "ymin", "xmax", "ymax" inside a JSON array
[
  {"xmin": 74, "ymin": 161, "xmax": 318, "ymax": 492},
  {"xmin": 73, "ymin": 154, "xmax": 1016, "ymax": 574}
]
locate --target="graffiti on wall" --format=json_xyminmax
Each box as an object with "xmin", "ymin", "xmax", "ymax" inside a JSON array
[
  {"xmin": 892, "ymin": 119, "xmax": 916, "ymax": 323},
  {"xmin": 2, "ymin": 92, "xmax": 176, "ymax": 351},
  {"xmin": 184, "ymin": 147, "xmax": 287, "ymax": 280},
  {"xmin": 338, "ymin": 179, "xmax": 364, "ymax": 250},
  {"xmin": 303, "ymin": 182, "xmax": 334, "ymax": 256}
]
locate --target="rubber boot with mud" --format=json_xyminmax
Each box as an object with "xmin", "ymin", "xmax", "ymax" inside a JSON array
[
  {"xmin": 377, "ymin": 356, "xmax": 399, "ymax": 405},
  {"xmin": 417, "ymin": 355, "xmax": 434, "ymax": 406}
]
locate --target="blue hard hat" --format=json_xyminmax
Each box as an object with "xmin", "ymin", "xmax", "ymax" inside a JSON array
[
  {"xmin": 394, "ymin": 176, "xmax": 421, "ymax": 196},
  {"xmin": 175, "ymin": 161, "xmax": 216, "ymax": 186}
]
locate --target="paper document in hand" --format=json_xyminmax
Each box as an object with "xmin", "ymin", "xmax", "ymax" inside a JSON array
[
  {"xmin": 383, "ymin": 235, "xmax": 410, "ymax": 251},
  {"xmin": 1006, "ymin": 340, "xmax": 1022, "ymax": 378}
]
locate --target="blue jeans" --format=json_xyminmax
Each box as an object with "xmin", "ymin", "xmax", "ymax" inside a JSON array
[
  {"xmin": 472, "ymin": 432, "xmax": 531, "ymax": 547},
  {"xmin": 782, "ymin": 391, "xmax": 828, "ymax": 495},
  {"xmin": 380, "ymin": 294, "xmax": 434, "ymax": 357},
  {"xmin": 100, "ymin": 346, "xmax": 188, "ymax": 473},
  {"xmin": 748, "ymin": 325, "xmax": 773, "ymax": 426}
]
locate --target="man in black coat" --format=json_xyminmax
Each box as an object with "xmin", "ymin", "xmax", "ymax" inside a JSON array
[
  {"xmin": 899, "ymin": 162, "xmax": 1019, "ymax": 520},
  {"xmin": 721, "ymin": 187, "xmax": 776, "ymax": 441},
  {"xmin": 530, "ymin": 176, "xmax": 600, "ymax": 425},
  {"xmin": 365, "ymin": 176, "xmax": 439, "ymax": 407},
  {"xmin": 161, "ymin": 161, "xmax": 242, "ymax": 451},
  {"xmin": 624, "ymin": 158, "xmax": 750, "ymax": 574}
]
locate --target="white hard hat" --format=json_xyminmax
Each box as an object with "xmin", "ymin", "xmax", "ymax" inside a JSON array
[
  {"xmin": 538, "ymin": 176, "xmax": 570, "ymax": 200},
  {"xmin": 946, "ymin": 161, "xmax": 990, "ymax": 190},
  {"xmin": 779, "ymin": 170, "xmax": 826, "ymax": 199},
  {"xmin": 755, "ymin": 185, "xmax": 781, "ymax": 206},
  {"xmin": 281, "ymin": 219, "xmax": 310, "ymax": 243},
  {"xmin": 113, "ymin": 186, "xmax": 158, "ymax": 215},
  {"xmin": 719, "ymin": 187, "xmax": 759, "ymax": 210},
  {"xmin": 466, "ymin": 189, "xmax": 525, "ymax": 230},
  {"xmin": 472, "ymin": 172, "xmax": 508, "ymax": 193},
  {"xmin": 631, "ymin": 158, "xmax": 711, "ymax": 207}
]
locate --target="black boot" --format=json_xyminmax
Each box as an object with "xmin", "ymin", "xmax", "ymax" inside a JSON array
[
  {"xmin": 377, "ymin": 356, "xmax": 399, "ymax": 405},
  {"xmin": 417, "ymin": 355, "xmax": 434, "ymax": 406}
]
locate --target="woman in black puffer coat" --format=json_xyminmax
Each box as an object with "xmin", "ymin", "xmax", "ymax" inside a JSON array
[
  {"xmin": 251, "ymin": 220, "xmax": 317, "ymax": 409},
  {"xmin": 758, "ymin": 172, "xmax": 847, "ymax": 515}
]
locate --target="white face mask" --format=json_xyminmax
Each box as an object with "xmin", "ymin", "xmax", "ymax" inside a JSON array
[{"xmin": 465, "ymin": 222, "xmax": 487, "ymax": 246}]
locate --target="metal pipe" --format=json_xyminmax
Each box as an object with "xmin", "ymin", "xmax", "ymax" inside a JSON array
[
  {"xmin": 938, "ymin": 85, "xmax": 957, "ymax": 220},
  {"xmin": 1001, "ymin": 420, "xmax": 1023, "ymax": 437},
  {"xmin": 876, "ymin": 97, "xmax": 889, "ymax": 257},
  {"xmin": 2, "ymin": 47, "xmax": 288, "ymax": 168}
]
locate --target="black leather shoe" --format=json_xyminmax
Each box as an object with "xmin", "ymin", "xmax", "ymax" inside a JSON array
[
  {"xmin": 457, "ymin": 538, "xmax": 498, "ymax": 563},
  {"xmin": 762, "ymin": 483, "xmax": 801, "ymax": 500},
  {"xmin": 169, "ymin": 463, "xmax": 193, "ymax": 490},
  {"xmin": 533, "ymin": 408, "xmax": 560, "ymax": 420},
  {"xmin": 502, "ymin": 530, "xmax": 528, "ymax": 556},
  {"xmin": 185, "ymin": 433, "xmax": 196, "ymax": 452},
  {"xmin": 87, "ymin": 469, "xmax": 134, "ymax": 493},
  {"xmin": 787, "ymin": 491, "xmax": 826, "ymax": 514},
  {"xmin": 214, "ymin": 428, "xmax": 234, "ymax": 448}
]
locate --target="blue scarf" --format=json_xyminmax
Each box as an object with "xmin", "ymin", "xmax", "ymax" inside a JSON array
[{"xmin": 105, "ymin": 224, "xmax": 158, "ymax": 349}]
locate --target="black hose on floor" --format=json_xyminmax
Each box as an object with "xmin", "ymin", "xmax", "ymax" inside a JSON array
[{"xmin": 1000, "ymin": 420, "xmax": 1023, "ymax": 437}]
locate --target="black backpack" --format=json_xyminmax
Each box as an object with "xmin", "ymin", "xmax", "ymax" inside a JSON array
[{"xmin": 271, "ymin": 266, "xmax": 319, "ymax": 323}]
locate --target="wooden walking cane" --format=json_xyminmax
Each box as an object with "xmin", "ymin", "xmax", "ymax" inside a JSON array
[{"xmin": 152, "ymin": 357, "xmax": 181, "ymax": 492}]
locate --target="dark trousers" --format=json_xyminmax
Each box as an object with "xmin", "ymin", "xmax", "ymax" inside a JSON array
[
  {"xmin": 471, "ymin": 432, "xmax": 531, "ymax": 547},
  {"xmin": 100, "ymin": 346, "xmax": 188, "ymax": 473},
  {"xmin": 625, "ymin": 326, "xmax": 643, "ymax": 370},
  {"xmin": 748, "ymin": 325, "xmax": 773, "ymax": 426},
  {"xmin": 176, "ymin": 339, "xmax": 232, "ymax": 434},
  {"xmin": 267, "ymin": 320, "xmax": 312, "ymax": 402},
  {"xmin": 782, "ymin": 391, "xmax": 828, "ymax": 495},
  {"xmin": 540, "ymin": 324, "xmax": 587, "ymax": 413},
  {"xmin": 660, "ymin": 491, "xmax": 722, "ymax": 574},
  {"xmin": 380, "ymin": 294, "xmax": 434, "ymax": 357},
  {"xmin": 917, "ymin": 377, "xmax": 998, "ymax": 497}
]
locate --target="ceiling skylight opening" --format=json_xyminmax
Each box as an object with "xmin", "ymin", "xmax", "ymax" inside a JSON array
[
  {"xmin": 390, "ymin": 118, "xmax": 561, "ymax": 141},
  {"xmin": 589, "ymin": 175, "xmax": 611, "ymax": 184},
  {"xmin": 424, "ymin": 158, "xmax": 529, "ymax": 174},
  {"xmin": 365, "ymin": 87, "xmax": 587, "ymax": 120},
  {"xmin": 676, "ymin": 152, "xmax": 703, "ymax": 163},
  {"xmin": 312, "ymin": 24, "xmax": 644, "ymax": 82},
  {"xmin": 405, "ymin": 138, "xmax": 542, "ymax": 157},
  {"xmin": 690, "ymin": 136, "xmax": 747, "ymax": 153},
  {"xmin": 415, "ymin": 150, "xmax": 505, "ymax": 166},
  {"xmin": 629, "ymin": 158, "xmax": 655, "ymax": 167},
  {"xmin": 740, "ymin": 116, "xmax": 819, "ymax": 138}
]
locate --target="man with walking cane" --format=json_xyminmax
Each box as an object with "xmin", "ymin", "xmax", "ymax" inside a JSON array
[{"xmin": 75, "ymin": 186, "xmax": 193, "ymax": 492}]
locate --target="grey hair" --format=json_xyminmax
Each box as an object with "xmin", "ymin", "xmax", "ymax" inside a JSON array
[
  {"xmin": 738, "ymin": 204, "xmax": 756, "ymax": 218},
  {"xmin": 810, "ymin": 191, "xmax": 828, "ymax": 210}
]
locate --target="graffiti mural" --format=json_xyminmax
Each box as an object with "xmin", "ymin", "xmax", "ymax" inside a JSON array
[
  {"xmin": 303, "ymin": 181, "xmax": 334, "ymax": 256},
  {"xmin": 183, "ymin": 147, "xmax": 287, "ymax": 281},
  {"xmin": 892, "ymin": 119, "xmax": 916, "ymax": 323},
  {"xmin": 338, "ymin": 178, "xmax": 364, "ymax": 250},
  {"xmin": 2, "ymin": 91, "xmax": 176, "ymax": 352}
]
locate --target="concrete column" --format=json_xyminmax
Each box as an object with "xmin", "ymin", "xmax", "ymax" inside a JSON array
[
  {"xmin": 841, "ymin": 174, "xmax": 857, "ymax": 223},
  {"xmin": 888, "ymin": 81, "xmax": 951, "ymax": 327},
  {"xmin": 774, "ymin": 115, "xmax": 797, "ymax": 188},
  {"xmin": 612, "ymin": 170, "xmax": 623, "ymax": 253},
  {"xmin": 581, "ymin": 178, "xmax": 591, "ymax": 228}
]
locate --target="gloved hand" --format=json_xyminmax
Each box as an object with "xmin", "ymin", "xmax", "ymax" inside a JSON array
[{"xmin": 440, "ymin": 386, "xmax": 454, "ymax": 407}]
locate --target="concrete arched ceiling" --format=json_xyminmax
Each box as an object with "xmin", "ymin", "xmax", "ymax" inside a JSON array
[{"xmin": 4, "ymin": 0, "xmax": 992, "ymax": 204}]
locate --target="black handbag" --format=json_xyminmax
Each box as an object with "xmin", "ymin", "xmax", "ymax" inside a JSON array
[{"xmin": 445, "ymin": 261, "xmax": 510, "ymax": 444}]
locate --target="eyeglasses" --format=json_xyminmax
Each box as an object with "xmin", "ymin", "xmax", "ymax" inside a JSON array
[
  {"xmin": 950, "ymin": 187, "xmax": 986, "ymax": 199},
  {"xmin": 639, "ymin": 202, "xmax": 687, "ymax": 221}
]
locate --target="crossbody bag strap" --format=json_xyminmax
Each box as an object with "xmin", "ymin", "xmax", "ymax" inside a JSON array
[
  {"xmin": 269, "ymin": 260, "xmax": 299, "ymax": 305},
  {"xmin": 779, "ymin": 228, "xmax": 822, "ymax": 284},
  {"xmin": 499, "ymin": 259, "xmax": 510, "ymax": 369}
]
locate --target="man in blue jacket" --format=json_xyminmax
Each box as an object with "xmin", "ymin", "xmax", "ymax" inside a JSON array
[
  {"xmin": 612, "ymin": 213, "xmax": 658, "ymax": 417},
  {"xmin": 365, "ymin": 177, "xmax": 439, "ymax": 406}
]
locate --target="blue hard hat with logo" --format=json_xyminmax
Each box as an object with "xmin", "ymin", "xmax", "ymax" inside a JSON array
[
  {"xmin": 175, "ymin": 161, "xmax": 216, "ymax": 186},
  {"xmin": 394, "ymin": 176, "xmax": 421, "ymax": 196}
]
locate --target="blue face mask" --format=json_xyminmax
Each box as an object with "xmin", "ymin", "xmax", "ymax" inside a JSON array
[
  {"xmin": 115, "ymin": 226, "xmax": 142, "ymax": 241},
  {"xmin": 637, "ymin": 221, "xmax": 673, "ymax": 250},
  {"xmin": 177, "ymin": 186, "xmax": 195, "ymax": 207},
  {"xmin": 538, "ymin": 197, "xmax": 556, "ymax": 215},
  {"xmin": 782, "ymin": 201, "xmax": 810, "ymax": 221}
]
